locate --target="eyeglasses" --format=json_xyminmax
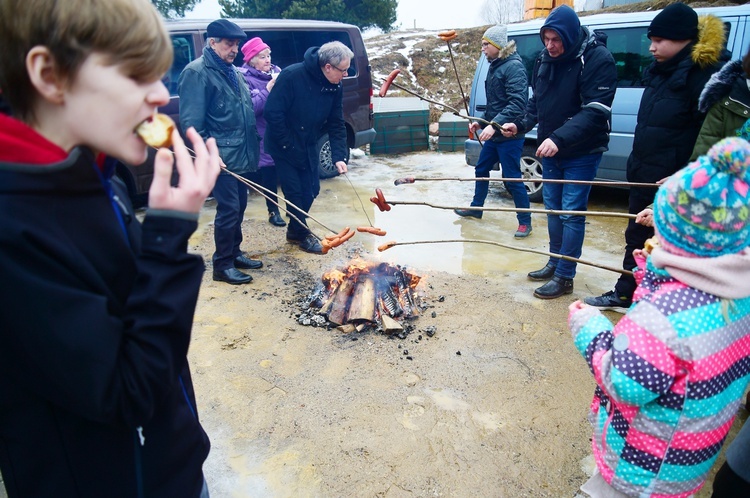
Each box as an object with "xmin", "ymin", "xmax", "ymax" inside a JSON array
[
  {"xmin": 481, "ymin": 42, "xmax": 490, "ymax": 47},
  {"xmin": 329, "ymin": 64, "xmax": 349, "ymax": 75}
]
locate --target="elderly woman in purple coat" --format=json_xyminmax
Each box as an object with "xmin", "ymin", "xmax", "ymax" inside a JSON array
[{"xmin": 240, "ymin": 37, "xmax": 285, "ymax": 227}]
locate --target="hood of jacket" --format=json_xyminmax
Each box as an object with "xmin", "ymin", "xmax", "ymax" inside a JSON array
[
  {"xmin": 303, "ymin": 46, "xmax": 340, "ymax": 91},
  {"xmin": 0, "ymin": 113, "xmax": 68, "ymax": 165},
  {"xmin": 540, "ymin": 5, "xmax": 580, "ymax": 53},
  {"xmin": 698, "ymin": 59, "xmax": 745, "ymax": 112},
  {"xmin": 692, "ymin": 14, "xmax": 727, "ymax": 69}
]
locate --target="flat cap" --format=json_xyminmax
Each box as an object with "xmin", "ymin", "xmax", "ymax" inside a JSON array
[{"xmin": 206, "ymin": 19, "xmax": 246, "ymax": 40}]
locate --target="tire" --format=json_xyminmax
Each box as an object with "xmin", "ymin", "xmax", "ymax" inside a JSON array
[
  {"xmin": 520, "ymin": 145, "xmax": 544, "ymax": 203},
  {"xmin": 316, "ymin": 134, "xmax": 349, "ymax": 179}
]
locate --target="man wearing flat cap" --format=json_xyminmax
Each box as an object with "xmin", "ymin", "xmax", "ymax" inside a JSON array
[{"xmin": 179, "ymin": 19, "xmax": 263, "ymax": 285}]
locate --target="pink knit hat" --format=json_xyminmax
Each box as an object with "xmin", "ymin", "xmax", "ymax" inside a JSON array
[{"xmin": 241, "ymin": 37, "xmax": 270, "ymax": 63}]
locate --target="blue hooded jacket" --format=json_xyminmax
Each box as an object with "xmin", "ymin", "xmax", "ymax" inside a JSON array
[{"xmin": 518, "ymin": 5, "xmax": 617, "ymax": 158}]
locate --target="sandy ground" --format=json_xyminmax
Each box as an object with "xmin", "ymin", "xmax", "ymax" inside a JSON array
[
  {"xmin": 1, "ymin": 151, "xmax": 746, "ymax": 497},
  {"xmin": 187, "ymin": 151, "xmax": 747, "ymax": 497}
]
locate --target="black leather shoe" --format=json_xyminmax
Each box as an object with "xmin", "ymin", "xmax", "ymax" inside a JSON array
[
  {"xmin": 527, "ymin": 263, "xmax": 556, "ymax": 281},
  {"xmin": 533, "ymin": 276, "xmax": 573, "ymax": 299},
  {"xmin": 299, "ymin": 233, "xmax": 324, "ymax": 254},
  {"xmin": 269, "ymin": 212, "xmax": 286, "ymax": 227},
  {"xmin": 234, "ymin": 255, "xmax": 263, "ymax": 270},
  {"xmin": 454, "ymin": 208, "xmax": 483, "ymax": 219},
  {"xmin": 286, "ymin": 231, "xmax": 306, "ymax": 244},
  {"xmin": 213, "ymin": 268, "xmax": 252, "ymax": 285}
]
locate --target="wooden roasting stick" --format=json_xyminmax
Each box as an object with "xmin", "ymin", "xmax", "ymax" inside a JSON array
[
  {"xmin": 393, "ymin": 176, "xmax": 660, "ymax": 188},
  {"xmin": 369, "ymin": 189, "xmax": 635, "ymax": 219},
  {"xmin": 378, "ymin": 69, "xmax": 493, "ymax": 128},
  {"xmin": 377, "ymin": 239, "xmax": 632, "ymax": 276},
  {"xmin": 155, "ymin": 138, "xmax": 356, "ymax": 252}
]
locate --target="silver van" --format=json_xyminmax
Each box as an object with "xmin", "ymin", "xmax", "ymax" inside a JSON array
[
  {"xmin": 464, "ymin": 5, "xmax": 750, "ymax": 202},
  {"xmin": 120, "ymin": 18, "xmax": 376, "ymax": 207}
]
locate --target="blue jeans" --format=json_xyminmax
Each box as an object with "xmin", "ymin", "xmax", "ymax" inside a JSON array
[
  {"xmin": 541, "ymin": 153, "xmax": 602, "ymax": 279},
  {"xmin": 473, "ymin": 138, "xmax": 530, "ymax": 225},
  {"xmin": 212, "ymin": 171, "xmax": 250, "ymax": 271}
]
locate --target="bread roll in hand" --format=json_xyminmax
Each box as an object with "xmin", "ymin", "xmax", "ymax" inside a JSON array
[{"xmin": 136, "ymin": 113, "xmax": 175, "ymax": 148}]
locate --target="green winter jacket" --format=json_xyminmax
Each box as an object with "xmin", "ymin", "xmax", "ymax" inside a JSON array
[{"xmin": 691, "ymin": 59, "xmax": 750, "ymax": 160}]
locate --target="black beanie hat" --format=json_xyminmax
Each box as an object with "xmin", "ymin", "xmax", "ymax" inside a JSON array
[{"xmin": 648, "ymin": 3, "xmax": 698, "ymax": 41}]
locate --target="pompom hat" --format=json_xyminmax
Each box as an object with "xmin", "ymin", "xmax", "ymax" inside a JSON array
[
  {"xmin": 482, "ymin": 25, "xmax": 508, "ymax": 49},
  {"xmin": 242, "ymin": 37, "xmax": 270, "ymax": 63},
  {"xmin": 654, "ymin": 137, "xmax": 750, "ymax": 257}
]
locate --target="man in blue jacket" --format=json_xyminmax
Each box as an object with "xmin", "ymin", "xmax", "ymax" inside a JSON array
[
  {"xmin": 502, "ymin": 5, "xmax": 617, "ymax": 299},
  {"xmin": 179, "ymin": 19, "xmax": 262, "ymax": 285},
  {"xmin": 455, "ymin": 25, "xmax": 532, "ymax": 239},
  {"xmin": 264, "ymin": 41, "xmax": 350, "ymax": 254}
]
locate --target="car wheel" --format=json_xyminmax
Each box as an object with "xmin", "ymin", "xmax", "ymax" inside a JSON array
[
  {"xmin": 520, "ymin": 145, "xmax": 544, "ymax": 203},
  {"xmin": 316, "ymin": 134, "xmax": 349, "ymax": 179}
]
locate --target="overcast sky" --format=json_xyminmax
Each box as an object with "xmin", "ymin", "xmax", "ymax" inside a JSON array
[{"xmin": 185, "ymin": 0, "xmax": 487, "ymax": 30}]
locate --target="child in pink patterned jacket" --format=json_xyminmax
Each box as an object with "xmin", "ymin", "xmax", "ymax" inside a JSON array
[{"xmin": 568, "ymin": 136, "xmax": 750, "ymax": 498}]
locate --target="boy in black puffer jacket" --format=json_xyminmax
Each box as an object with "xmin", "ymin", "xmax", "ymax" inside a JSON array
[{"xmin": 585, "ymin": 2, "xmax": 726, "ymax": 313}]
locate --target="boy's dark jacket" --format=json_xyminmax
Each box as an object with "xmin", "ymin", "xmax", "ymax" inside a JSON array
[
  {"xmin": 0, "ymin": 114, "xmax": 210, "ymax": 497},
  {"xmin": 627, "ymin": 14, "xmax": 726, "ymax": 183},
  {"xmin": 517, "ymin": 6, "xmax": 617, "ymax": 158}
]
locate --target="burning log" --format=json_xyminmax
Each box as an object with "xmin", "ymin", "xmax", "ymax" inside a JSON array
[
  {"xmin": 326, "ymin": 278, "xmax": 355, "ymax": 325},
  {"xmin": 347, "ymin": 275, "xmax": 376, "ymax": 323},
  {"xmin": 307, "ymin": 259, "xmax": 424, "ymax": 333}
]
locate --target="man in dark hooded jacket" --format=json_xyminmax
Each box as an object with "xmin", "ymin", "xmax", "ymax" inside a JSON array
[
  {"xmin": 264, "ymin": 41, "xmax": 350, "ymax": 254},
  {"xmin": 585, "ymin": 3, "xmax": 726, "ymax": 312},
  {"xmin": 502, "ymin": 5, "xmax": 617, "ymax": 299}
]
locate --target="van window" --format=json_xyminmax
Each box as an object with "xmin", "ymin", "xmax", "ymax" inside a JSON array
[
  {"xmin": 511, "ymin": 34, "xmax": 543, "ymax": 81},
  {"xmin": 598, "ymin": 27, "xmax": 650, "ymax": 87},
  {"xmin": 236, "ymin": 30, "xmax": 357, "ymax": 76},
  {"xmin": 166, "ymin": 34, "xmax": 194, "ymax": 96}
]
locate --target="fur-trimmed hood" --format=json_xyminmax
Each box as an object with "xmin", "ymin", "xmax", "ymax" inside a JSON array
[
  {"xmin": 698, "ymin": 59, "xmax": 744, "ymax": 112},
  {"xmin": 497, "ymin": 40, "xmax": 517, "ymax": 60},
  {"xmin": 692, "ymin": 14, "xmax": 727, "ymax": 68}
]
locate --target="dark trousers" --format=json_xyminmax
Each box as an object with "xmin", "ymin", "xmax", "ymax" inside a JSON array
[
  {"xmin": 473, "ymin": 138, "xmax": 530, "ymax": 225},
  {"xmin": 614, "ymin": 186, "xmax": 657, "ymax": 298},
  {"xmin": 249, "ymin": 166, "xmax": 282, "ymax": 214},
  {"xmin": 212, "ymin": 172, "xmax": 250, "ymax": 271},
  {"xmin": 275, "ymin": 156, "xmax": 320, "ymax": 236}
]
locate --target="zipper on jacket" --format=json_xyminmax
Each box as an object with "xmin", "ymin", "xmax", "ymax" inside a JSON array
[{"xmin": 134, "ymin": 430, "xmax": 144, "ymax": 498}]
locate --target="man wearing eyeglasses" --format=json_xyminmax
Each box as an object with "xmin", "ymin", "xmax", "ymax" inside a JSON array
[{"xmin": 264, "ymin": 41, "xmax": 352, "ymax": 254}]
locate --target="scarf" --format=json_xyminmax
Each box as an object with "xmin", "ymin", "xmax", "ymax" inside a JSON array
[{"xmin": 208, "ymin": 48, "xmax": 240, "ymax": 94}]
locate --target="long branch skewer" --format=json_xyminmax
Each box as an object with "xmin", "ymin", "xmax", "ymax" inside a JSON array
[
  {"xmin": 393, "ymin": 176, "xmax": 660, "ymax": 188},
  {"xmin": 373, "ymin": 198, "xmax": 635, "ymax": 219},
  {"xmin": 344, "ymin": 172, "xmax": 373, "ymax": 227},
  {"xmin": 157, "ymin": 144, "xmax": 337, "ymax": 239},
  {"xmin": 221, "ymin": 168, "xmax": 338, "ymax": 237},
  {"xmin": 378, "ymin": 239, "xmax": 632, "ymax": 276}
]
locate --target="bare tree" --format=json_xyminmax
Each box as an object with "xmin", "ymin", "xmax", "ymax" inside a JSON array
[{"xmin": 479, "ymin": 0, "xmax": 524, "ymax": 25}]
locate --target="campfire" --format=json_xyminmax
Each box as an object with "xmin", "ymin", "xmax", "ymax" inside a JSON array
[{"xmin": 304, "ymin": 259, "xmax": 426, "ymax": 336}]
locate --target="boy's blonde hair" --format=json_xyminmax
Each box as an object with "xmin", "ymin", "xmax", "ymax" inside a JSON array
[{"xmin": 0, "ymin": 0, "xmax": 173, "ymax": 121}]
